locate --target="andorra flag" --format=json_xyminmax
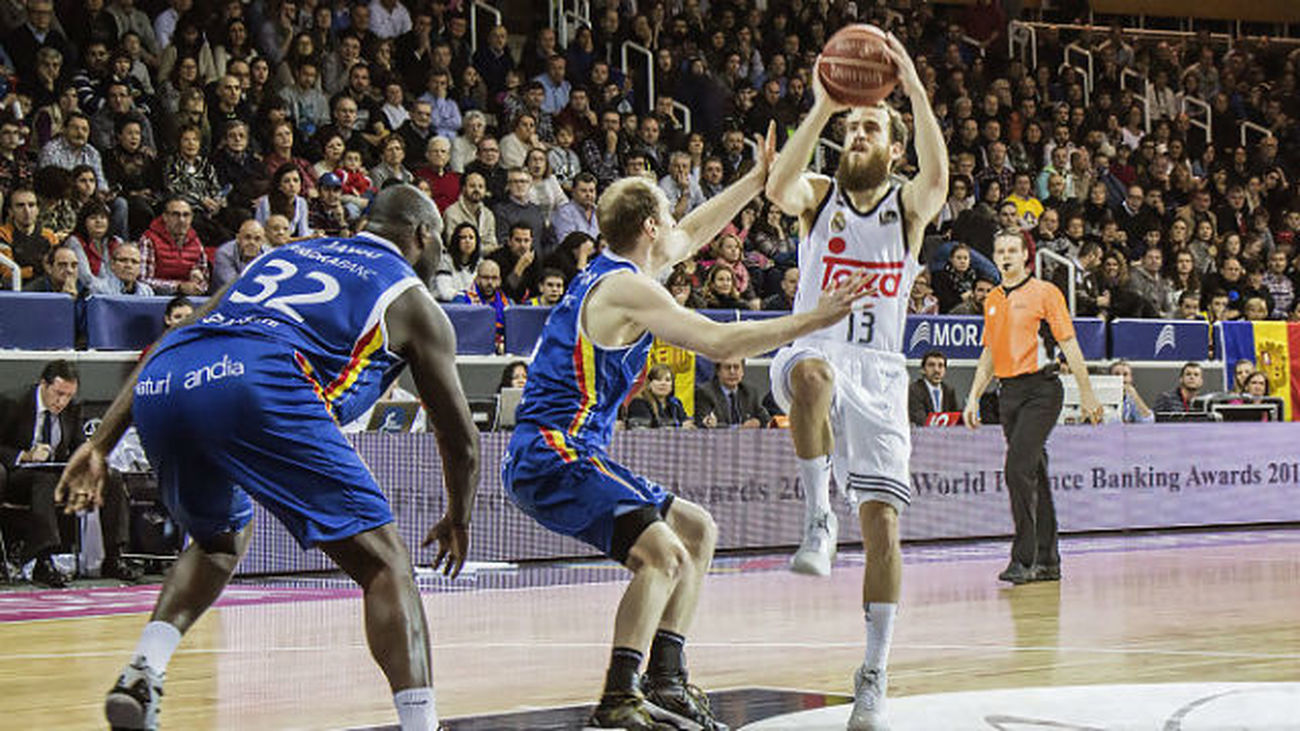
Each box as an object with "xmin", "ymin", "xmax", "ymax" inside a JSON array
[{"xmin": 1219, "ymin": 321, "xmax": 1300, "ymax": 421}]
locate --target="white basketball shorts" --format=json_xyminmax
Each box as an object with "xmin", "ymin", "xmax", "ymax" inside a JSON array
[{"xmin": 770, "ymin": 340, "xmax": 912, "ymax": 513}]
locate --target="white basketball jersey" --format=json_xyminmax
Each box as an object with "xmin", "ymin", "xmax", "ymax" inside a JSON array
[{"xmin": 792, "ymin": 177, "xmax": 922, "ymax": 354}]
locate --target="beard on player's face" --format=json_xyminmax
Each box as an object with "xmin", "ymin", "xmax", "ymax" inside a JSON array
[{"xmin": 836, "ymin": 142, "xmax": 891, "ymax": 192}]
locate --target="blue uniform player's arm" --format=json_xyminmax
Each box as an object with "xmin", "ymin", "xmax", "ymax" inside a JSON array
[
  {"xmin": 385, "ymin": 285, "xmax": 479, "ymax": 577},
  {"xmin": 56, "ymin": 282, "xmax": 235, "ymax": 514}
]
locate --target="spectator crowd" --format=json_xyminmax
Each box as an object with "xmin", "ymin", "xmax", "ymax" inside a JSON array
[{"xmin": 0, "ymin": 0, "xmax": 1297, "ymax": 340}]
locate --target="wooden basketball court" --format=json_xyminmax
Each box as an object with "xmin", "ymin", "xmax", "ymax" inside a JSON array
[{"xmin": 1, "ymin": 528, "xmax": 1297, "ymax": 729}]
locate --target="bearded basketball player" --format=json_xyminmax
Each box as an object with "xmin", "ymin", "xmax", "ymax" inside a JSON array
[{"xmin": 765, "ymin": 33, "xmax": 947, "ymax": 731}]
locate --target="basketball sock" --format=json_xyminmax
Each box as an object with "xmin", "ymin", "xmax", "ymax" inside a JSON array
[
  {"xmin": 799, "ymin": 455, "xmax": 833, "ymax": 522},
  {"xmin": 393, "ymin": 687, "xmax": 438, "ymax": 730},
  {"xmin": 133, "ymin": 621, "xmax": 182, "ymax": 673},
  {"xmin": 602, "ymin": 647, "xmax": 644, "ymax": 697},
  {"xmin": 863, "ymin": 603, "xmax": 897, "ymax": 673},
  {"xmin": 647, "ymin": 629, "xmax": 686, "ymax": 679}
]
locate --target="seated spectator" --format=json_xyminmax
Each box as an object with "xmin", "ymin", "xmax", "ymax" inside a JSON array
[
  {"xmin": 0, "ymin": 188, "xmax": 60, "ymax": 284},
  {"xmin": 659, "ymin": 151, "xmax": 705, "ymax": 219},
  {"xmin": 162, "ymin": 124, "xmax": 228, "ymax": 245},
  {"xmin": 933, "ymin": 243, "xmax": 977, "ymax": 313},
  {"xmin": 104, "ymin": 117, "xmax": 163, "ymax": 237},
  {"xmin": 465, "ymin": 136, "xmax": 507, "ymax": 201},
  {"xmin": 498, "ymin": 361, "xmax": 529, "ymax": 391},
  {"xmin": 550, "ymin": 172, "xmax": 599, "ymax": 250},
  {"xmin": 0, "ymin": 360, "xmax": 137, "ymax": 587},
  {"xmin": 1110, "ymin": 360, "xmax": 1154, "ymax": 424},
  {"xmin": 500, "ymin": 111, "xmax": 545, "ymax": 173},
  {"xmin": 455, "ymin": 259, "xmax": 511, "ymax": 353},
  {"xmin": 543, "ymin": 230, "xmax": 596, "ymax": 283},
  {"xmin": 525, "ymin": 147, "xmax": 567, "ymax": 225},
  {"xmin": 493, "ymin": 167, "xmax": 547, "ymax": 248},
  {"xmin": 414, "ymin": 136, "xmax": 459, "ymax": 212},
  {"xmin": 279, "ymin": 60, "xmax": 329, "ymax": 136},
  {"xmin": 1241, "ymin": 371, "xmax": 1270, "ymax": 402},
  {"xmin": 336, "ymin": 148, "xmax": 374, "ymax": 219},
  {"xmin": 1242, "ymin": 296, "xmax": 1270, "ymax": 321},
  {"xmin": 1098, "ymin": 251, "xmax": 1155, "ymax": 319},
  {"xmin": 261, "ymin": 120, "xmax": 319, "ymax": 200},
  {"xmin": 434, "ymin": 222, "xmax": 482, "ymax": 302},
  {"xmin": 490, "ymin": 223, "xmax": 540, "ymax": 302},
  {"xmin": 139, "ymin": 197, "xmax": 209, "ymax": 295},
  {"xmin": 951, "ymin": 276, "xmax": 995, "ymax": 315},
  {"xmin": 1263, "ymin": 250, "xmax": 1295, "ymax": 320},
  {"xmin": 212, "ymin": 219, "xmax": 267, "ymax": 291},
  {"xmin": 89, "ymin": 242, "xmax": 153, "ymax": 296},
  {"xmin": 34, "ymin": 165, "xmax": 81, "ymax": 240},
  {"xmin": 1128, "ymin": 248, "xmax": 1173, "ymax": 318},
  {"xmin": 908, "ymin": 269, "xmax": 940, "ymax": 315},
  {"xmin": 694, "ymin": 358, "xmax": 768, "ymax": 428},
  {"xmin": 418, "ymin": 70, "xmax": 462, "ymax": 141},
  {"xmin": 666, "ymin": 267, "xmax": 704, "ymax": 309},
  {"xmin": 64, "ymin": 200, "xmax": 122, "ymax": 289},
  {"xmin": 763, "ymin": 266, "xmax": 799, "ymax": 311},
  {"xmin": 443, "ymin": 171, "xmax": 497, "ymax": 253},
  {"xmin": 24, "ymin": 244, "xmax": 82, "ymax": 295},
  {"xmin": 547, "ymin": 124, "xmax": 581, "ymax": 192},
  {"xmin": 1175, "ymin": 290, "xmax": 1203, "ymax": 320},
  {"xmin": 908, "ymin": 350, "xmax": 961, "ymax": 426},
  {"xmin": 701, "ymin": 264, "xmax": 750, "ymax": 310},
  {"xmin": 309, "ymin": 174, "xmax": 350, "ymax": 237},
  {"xmin": 370, "ymin": 134, "xmax": 414, "ymax": 188},
  {"xmin": 627, "ymin": 364, "xmax": 692, "ymax": 429},
  {"xmin": 524, "ymin": 267, "xmax": 566, "ymax": 306},
  {"xmin": 450, "ymin": 110, "xmax": 487, "ymax": 174},
  {"xmin": 707, "ymin": 233, "xmax": 759, "ymax": 307},
  {"xmin": 254, "ymin": 164, "xmax": 312, "ymax": 238},
  {"xmin": 163, "ymin": 296, "xmax": 194, "ymax": 327},
  {"xmin": 210, "ymin": 120, "xmax": 266, "ymax": 214},
  {"xmin": 1153, "ymin": 362, "xmax": 1203, "ymax": 414}
]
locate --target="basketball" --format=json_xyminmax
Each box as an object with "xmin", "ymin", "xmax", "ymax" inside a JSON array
[{"xmin": 818, "ymin": 24, "xmax": 898, "ymax": 107}]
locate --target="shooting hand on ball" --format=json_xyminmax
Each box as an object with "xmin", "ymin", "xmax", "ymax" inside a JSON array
[
  {"xmin": 880, "ymin": 32, "xmax": 923, "ymax": 98},
  {"xmin": 811, "ymin": 55, "xmax": 850, "ymax": 114}
]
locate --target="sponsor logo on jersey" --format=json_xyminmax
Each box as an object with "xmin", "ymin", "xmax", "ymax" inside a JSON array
[{"xmin": 821, "ymin": 237, "xmax": 906, "ymax": 297}]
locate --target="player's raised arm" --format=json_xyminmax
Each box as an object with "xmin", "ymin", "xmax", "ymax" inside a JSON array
[
  {"xmin": 646, "ymin": 122, "xmax": 775, "ymax": 274},
  {"xmin": 765, "ymin": 56, "xmax": 847, "ymax": 217},
  {"xmin": 603, "ymin": 268, "xmax": 874, "ymax": 362},
  {"xmin": 882, "ymin": 32, "xmax": 948, "ymax": 227}
]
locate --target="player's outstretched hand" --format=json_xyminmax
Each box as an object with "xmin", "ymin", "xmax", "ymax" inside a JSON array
[
  {"xmin": 962, "ymin": 400, "xmax": 982, "ymax": 430},
  {"xmin": 748, "ymin": 120, "xmax": 778, "ymax": 182},
  {"xmin": 424, "ymin": 514, "xmax": 469, "ymax": 579},
  {"xmin": 55, "ymin": 441, "xmax": 107, "ymax": 514},
  {"xmin": 811, "ymin": 269, "xmax": 877, "ymax": 327}
]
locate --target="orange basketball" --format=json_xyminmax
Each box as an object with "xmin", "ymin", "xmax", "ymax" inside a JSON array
[{"xmin": 818, "ymin": 24, "xmax": 898, "ymax": 107}]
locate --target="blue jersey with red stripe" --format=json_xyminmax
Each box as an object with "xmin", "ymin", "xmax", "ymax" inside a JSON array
[
  {"xmin": 157, "ymin": 232, "xmax": 424, "ymax": 425},
  {"xmin": 515, "ymin": 252, "xmax": 653, "ymax": 449}
]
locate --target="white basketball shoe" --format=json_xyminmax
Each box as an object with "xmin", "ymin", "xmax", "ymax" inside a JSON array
[
  {"xmin": 105, "ymin": 655, "xmax": 164, "ymax": 730},
  {"xmin": 847, "ymin": 665, "xmax": 889, "ymax": 731},
  {"xmin": 790, "ymin": 511, "xmax": 838, "ymax": 576}
]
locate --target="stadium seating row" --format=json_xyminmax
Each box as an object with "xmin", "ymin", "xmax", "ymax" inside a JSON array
[{"xmin": 0, "ymin": 292, "xmax": 1214, "ymax": 360}]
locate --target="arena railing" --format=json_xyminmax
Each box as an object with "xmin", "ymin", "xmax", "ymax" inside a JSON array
[
  {"xmin": 1181, "ymin": 95, "xmax": 1212, "ymax": 148},
  {"xmin": 815, "ymin": 138, "xmax": 843, "ymax": 176},
  {"xmin": 0, "ymin": 253, "xmax": 18, "ymax": 291},
  {"xmin": 1036, "ymin": 248, "xmax": 1076, "ymax": 315},
  {"xmin": 1240, "ymin": 120, "xmax": 1272, "ymax": 148},
  {"xmin": 1120, "ymin": 68, "xmax": 1153, "ymax": 136},
  {"xmin": 1007, "ymin": 20, "xmax": 1038, "ymax": 70},
  {"xmin": 468, "ymin": 0, "xmax": 502, "ymax": 53},
  {"xmin": 620, "ymin": 40, "xmax": 654, "ymax": 115}
]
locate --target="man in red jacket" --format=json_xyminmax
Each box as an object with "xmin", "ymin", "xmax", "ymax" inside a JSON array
[{"xmin": 138, "ymin": 197, "xmax": 210, "ymax": 295}]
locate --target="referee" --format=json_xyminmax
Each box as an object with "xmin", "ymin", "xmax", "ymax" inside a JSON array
[{"xmin": 964, "ymin": 233, "xmax": 1102, "ymax": 585}]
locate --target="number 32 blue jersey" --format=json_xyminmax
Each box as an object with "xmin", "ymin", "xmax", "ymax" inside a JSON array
[{"xmin": 158, "ymin": 232, "xmax": 424, "ymax": 425}]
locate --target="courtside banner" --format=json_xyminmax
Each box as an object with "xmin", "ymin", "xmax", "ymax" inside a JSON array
[
  {"xmin": 902, "ymin": 315, "xmax": 1106, "ymax": 360},
  {"xmin": 235, "ymin": 425, "xmax": 1300, "ymax": 573}
]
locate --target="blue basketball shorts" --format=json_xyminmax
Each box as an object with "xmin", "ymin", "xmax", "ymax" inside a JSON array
[
  {"xmin": 132, "ymin": 334, "xmax": 394, "ymax": 548},
  {"xmin": 502, "ymin": 423, "xmax": 673, "ymax": 562}
]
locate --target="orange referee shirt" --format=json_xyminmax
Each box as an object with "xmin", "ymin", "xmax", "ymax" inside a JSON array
[{"xmin": 983, "ymin": 277, "xmax": 1076, "ymax": 379}]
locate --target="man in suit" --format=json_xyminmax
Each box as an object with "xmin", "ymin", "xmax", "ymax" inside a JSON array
[
  {"xmin": 695, "ymin": 358, "xmax": 769, "ymax": 428},
  {"xmin": 908, "ymin": 350, "xmax": 962, "ymax": 426},
  {"xmin": 0, "ymin": 360, "xmax": 136, "ymax": 586}
]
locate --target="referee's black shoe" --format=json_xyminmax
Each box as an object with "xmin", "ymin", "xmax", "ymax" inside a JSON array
[
  {"xmin": 997, "ymin": 561, "xmax": 1036, "ymax": 585},
  {"xmin": 1031, "ymin": 564, "xmax": 1061, "ymax": 582}
]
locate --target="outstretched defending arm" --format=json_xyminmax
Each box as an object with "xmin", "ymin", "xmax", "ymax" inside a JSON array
[
  {"xmin": 649, "ymin": 122, "xmax": 776, "ymax": 274},
  {"xmin": 882, "ymin": 32, "xmax": 948, "ymax": 228}
]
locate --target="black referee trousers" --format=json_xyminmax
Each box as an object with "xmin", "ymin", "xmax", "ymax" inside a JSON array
[{"xmin": 998, "ymin": 369, "xmax": 1064, "ymax": 568}]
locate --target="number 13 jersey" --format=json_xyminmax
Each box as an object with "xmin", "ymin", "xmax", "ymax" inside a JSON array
[
  {"xmin": 791, "ymin": 177, "xmax": 922, "ymax": 354},
  {"xmin": 159, "ymin": 232, "xmax": 424, "ymax": 425}
]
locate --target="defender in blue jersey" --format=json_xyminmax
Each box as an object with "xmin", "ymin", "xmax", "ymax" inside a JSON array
[
  {"xmin": 56, "ymin": 188, "xmax": 478, "ymax": 731},
  {"xmin": 502, "ymin": 125, "xmax": 872, "ymax": 731}
]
